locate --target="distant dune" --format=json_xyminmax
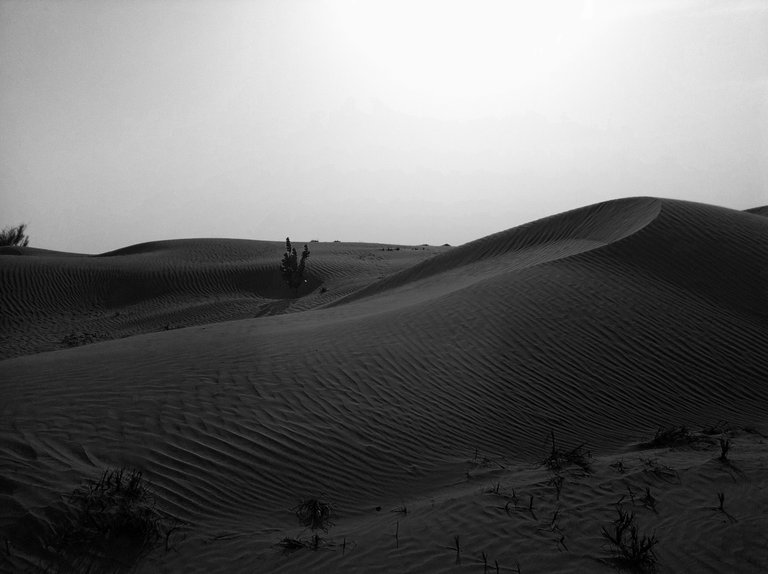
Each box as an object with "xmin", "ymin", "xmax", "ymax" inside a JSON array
[
  {"xmin": 0, "ymin": 239, "xmax": 446, "ymax": 360},
  {"xmin": 1, "ymin": 197, "xmax": 767, "ymax": 573},
  {"xmin": 745, "ymin": 205, "xmax": 768, "ymax": 217}
]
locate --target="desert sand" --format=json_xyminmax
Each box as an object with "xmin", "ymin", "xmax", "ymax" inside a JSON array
[{"xmin": 1, "ymin": 197, "xmax": 767, "ymax": 573}]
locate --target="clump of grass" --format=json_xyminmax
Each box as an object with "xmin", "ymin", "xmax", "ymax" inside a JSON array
[
  {"xmin": 541, "ymin": 431, "xmax": 592, "ymax": 473},
  {"xmin": 293, "ymin": 498, "xmax": 335, "ymax": 532},
  {"xmin": 44, "ymin": 467, "xmax": 177, "ymax": 571},
  {"xmin": 601, "ymin": 506, "xmax": 658, "ymax": 572}
]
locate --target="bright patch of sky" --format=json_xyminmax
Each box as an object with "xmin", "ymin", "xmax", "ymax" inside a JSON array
[{"xmin": 1, "ymin": 0, "xmax": 766, "ymax": 252}]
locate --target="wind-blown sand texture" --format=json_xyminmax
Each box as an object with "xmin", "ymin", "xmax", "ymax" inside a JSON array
[{"xmin": 1, "ymin": 197, "xmax": 767, "ymax": 573}]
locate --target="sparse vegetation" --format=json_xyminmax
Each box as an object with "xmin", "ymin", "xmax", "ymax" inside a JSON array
[
  {"xmin": 277, "ymin": 497, "xmax": 337, "ymax": 554},
  {"xmin": 542, "ymin": 431, "xmax": 592, "ymax": 473},
  {"xmin": 293, "ymin": 498, "xmax": 335, "ymax": 532},
  {"xmin": 0, "ymin": 223, "xmax": 30, "ymax": 247},
  {"xmin": 601, "ymin": 505, "xmax": 659, "ymax": 572},
  {"xmin": 44, "ymin": 467, "xmax": 178, "ymax": 571},
  {"xmin": 280, "ymin": 237, "xmax": 310, "ymax": 292}
]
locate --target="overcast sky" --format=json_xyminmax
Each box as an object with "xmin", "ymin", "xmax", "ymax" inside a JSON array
[{"xmin": 1, "ymin": 0, "xmax": 766, "ymax": 253}]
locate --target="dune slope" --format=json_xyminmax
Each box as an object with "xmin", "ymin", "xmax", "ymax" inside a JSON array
[
  {"xmin": 0, "ymin": 240, "xmax": 444, "ymax": 360},
  {"xmin": 1, "ymin": 197, "xmax": 766, "ymax": 573}
]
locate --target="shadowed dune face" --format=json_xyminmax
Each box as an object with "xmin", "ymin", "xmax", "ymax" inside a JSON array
[{"xmin": 1, "ymin": 197, "xmax": 767, "ymax": 572}]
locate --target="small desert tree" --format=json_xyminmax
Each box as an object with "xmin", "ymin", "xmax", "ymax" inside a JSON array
[
  {"xmin": 0, "ymin": 223, "xmax": 30, "ymax": 247},
  {"xmin": 280, "ymin": 237, "xmax": 310, "ymax": 291}
]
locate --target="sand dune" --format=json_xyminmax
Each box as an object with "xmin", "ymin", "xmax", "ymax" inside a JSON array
[
  {"xmin": 745, "ymin": 205, "xmax": 768, "ymax": 217},
  {"xmin": 1, "ymin": 197, "xmax": 767, "ymax": 573},
  {"xmin": 0, "ymin": 240, "xmax": 444, "ymax": 360}
]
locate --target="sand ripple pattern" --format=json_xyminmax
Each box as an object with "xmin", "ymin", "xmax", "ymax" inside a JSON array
[
  {"xmin": 0, "ymin": 239, "xmax": 439, "ymax": 359},
  {"xmin": 1, "ymin": 198, "xmax": 767, "ymax": 571}
]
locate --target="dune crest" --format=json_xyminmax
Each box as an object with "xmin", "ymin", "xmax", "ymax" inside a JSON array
[{"xmin": 329, "ymin": 196, "xmax": 662, "ymax": 308}]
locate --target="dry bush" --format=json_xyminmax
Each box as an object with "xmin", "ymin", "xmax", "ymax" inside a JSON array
[
  {"xmin": 0, "ymin": 223, "xmax": 29, "ymax": 247},
  {"xmin": 293, "ymin": 498, "xmax": 335, "ymax": 532},
  {"xmin": 601, "ymin": 506, "xmax": 658, "ymax": 572},
  {"xmin": 44, "ymin": 467, "xmax": 178, "ymax": 571}
]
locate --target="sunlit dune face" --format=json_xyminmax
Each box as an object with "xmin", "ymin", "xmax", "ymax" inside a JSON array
[{"xmin": 333, "ymin": 0, "xmax": 584, "ymax": 119}]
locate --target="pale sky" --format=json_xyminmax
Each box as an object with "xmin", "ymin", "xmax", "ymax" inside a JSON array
[{"xmin": 1, "ymin": 0, "xmax": 766, "ymax": 253}]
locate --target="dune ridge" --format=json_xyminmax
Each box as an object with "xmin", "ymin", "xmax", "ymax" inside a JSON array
[
  {"xmin": 327, "ymin": 196, "xmax": 662, "ymax": 309},
  {"xmin": 1, "ymin": 197, "xmax": 767, "ymax": 572}
]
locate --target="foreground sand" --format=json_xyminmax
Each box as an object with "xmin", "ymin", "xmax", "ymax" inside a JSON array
[{"xmin": 1, "ymin": 197, "xmax": 767, "ymax": 572}]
